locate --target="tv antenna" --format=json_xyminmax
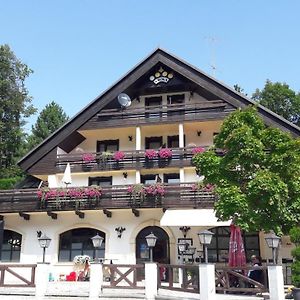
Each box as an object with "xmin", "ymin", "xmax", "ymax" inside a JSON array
[
  {"xmin": 118, "ymin": 93, "xmax": 132, "ymax": 108},
  {"xmin": 205, "ymin": 36, "xmax": 218, "ymax": 77}
]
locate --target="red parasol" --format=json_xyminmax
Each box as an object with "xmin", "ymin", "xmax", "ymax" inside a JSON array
[{"xmin": 228, "ymin": 223, "xmax": 246, "ymax": 267}]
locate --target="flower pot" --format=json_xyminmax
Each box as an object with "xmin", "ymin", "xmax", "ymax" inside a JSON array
[
  {"xmin": 158, "ymin": 157, "xmax": 171, "ymax": 168},
  {"xmin": 293, "ymin": 288, "xmax": 300, "ymax": 300},
  {"xmin": 82, "ymin": 164, "xmax": 93, "ymax": 172},
  {"xmin": 144, "ymin": 158, "xmax": 154, "ymax": 168}
]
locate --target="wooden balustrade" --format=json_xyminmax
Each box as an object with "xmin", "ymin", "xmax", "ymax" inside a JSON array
[
  {"xmin": 215, "ymin": 266, "xmax": 268, "ymax": 294},
  {"xmin": 102, "ymin": 264, "xmax": 144, "ymax": 289},
  {"xmin": 0, "ymin": 183, "xmax": 216, "ymax": 213},
  {"xmin": 56, "ymin": 147, "xmax": 205, "ymax": 172},
  {"xmin": 157, "ymin": 264, "xmax": 199, "ymax": 293},
  {"xmin": 0, "ymin": 264, "xmax": 36, "ymax": 287}
]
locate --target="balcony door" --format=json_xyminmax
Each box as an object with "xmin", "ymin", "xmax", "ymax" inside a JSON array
[
  {"xmin": 145, "ymin": 96, "xmax": 162, "ymax": 119},
  {"xmin": 97, "ymin": 140, "xmax": 119, "ymax": 153},
  {"xmin": 145, "ymin": 136, "xmax": 162, "ymax": 149}
]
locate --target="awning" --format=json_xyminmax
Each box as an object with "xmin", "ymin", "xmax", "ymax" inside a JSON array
[{"xmin": 160, "ymin": 209, "xmax": 231, "ymax": 227}]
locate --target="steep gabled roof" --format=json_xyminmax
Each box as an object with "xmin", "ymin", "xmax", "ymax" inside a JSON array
[{"xmin": 19, "ymin": 48, "xmax": 300, "ymax": 172}]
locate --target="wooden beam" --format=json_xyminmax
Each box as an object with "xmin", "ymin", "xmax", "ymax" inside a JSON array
[
  {"xmin": 132, "ymin": 208, "xmax": 140, "ymax": 217},
  {"xmin": 103, "ymin": 209, "xmax": 112, "ymax": 218},
  {"xmin": 47, "ymin": 211, "xmax": 57, "ymax": 220},
  {"xmin": 75, "ymin": 211, "xmax": 85, "ymax": 219},
  {"xmin": 19, "ymin": 212, "xmax": 30, "ymax": 221}
]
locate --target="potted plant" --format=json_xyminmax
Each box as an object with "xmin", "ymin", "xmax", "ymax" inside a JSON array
[
  {"xmin": 144, "ymin": 149, "xmax": 157, "ymax": 168},
  {"xmin": 81, "ymin": 153, "xmax": 96, "ymax": 171},
  {"xmin": 113, "ymin": 151, "xmax": 125, "ymax": 169},
  {"xmin": 127, "ymin": 184, "xmax": 144, "ymax": 206},
  {"xmin": 158, "ymin": 148, "xmax": 172, "ymax": 167},
  {"xmin": 143, "ymin": 183, "xmax": 165, "ymax": 206},
  {"xmin": 290, "ymin": 226, "xmax": 300, "ymax": 299}
]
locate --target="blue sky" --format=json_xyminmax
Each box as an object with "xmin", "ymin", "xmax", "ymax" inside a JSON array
[{"xmin": 1, "ymin": 1, "xmax": 300, "ymax": 131}]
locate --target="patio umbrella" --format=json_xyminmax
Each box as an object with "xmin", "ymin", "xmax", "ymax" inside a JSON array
[
  {"xmin": 228, "ymin": 223, "xmax": 246, "ymax": 268},
  {"xmin": 62, "ymin": 163, "xmax": 72, "ymax": 186}
]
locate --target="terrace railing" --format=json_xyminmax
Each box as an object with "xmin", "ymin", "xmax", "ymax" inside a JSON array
[
  {"xmin": 90, "ymin": 101, "xmax": 230, "ymax": 129},
  {"xmin": 56, "ymin": 147, "xmax": 210, "ymax": 173},
  {"xmin": 0, "ymin": 183, "xmax": 216, "ymax": 213}
]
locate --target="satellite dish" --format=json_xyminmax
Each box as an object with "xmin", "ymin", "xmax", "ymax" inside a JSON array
[{"xmin": 118, "ymin": 93, "xmax": 132, "ymax": 108}]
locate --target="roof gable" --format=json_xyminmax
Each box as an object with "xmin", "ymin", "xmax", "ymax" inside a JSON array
[{"xmin": 19, "ymin": 48, "xmax": 300, "ymax": 172}]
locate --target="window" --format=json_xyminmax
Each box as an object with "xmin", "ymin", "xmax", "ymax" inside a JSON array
[
  {"xmin": 97, "ymin": 140, "xmax": 119, "ymax": 153},
  {"xmin": 167, "ymin": 94, "xmax": 185, "ymax": 105},
  {"xmin": 89, "ymin": 176, "xmax": 112, "ymax": 187},
  {"xmin": 58, "ymin": 228, "xmax": 105, "ymax": 262},
  {"xmin": 1, "ymin": 230, "xmax": 22, "ymax": 262},
  {"xmin": 207, "ymin": 226, "xmax": 260, "ymax": 263},
  {"xmin": 145, "ymin": 136, "xmax": 163, "ymax": 149},
  {"xmin": 145, "ymin": 96, "xmax": 162, "ymax": 119},
  {"xmin": 164, "ymin": 173, "xmax": 180, "ymax": 184},
  {"xmin": 167, "ymin": 135, "xmax": 179, "ymax": 148},
  {"xmin": 141, "ymin": 174, "xmax": 156, "ymax": 184}
]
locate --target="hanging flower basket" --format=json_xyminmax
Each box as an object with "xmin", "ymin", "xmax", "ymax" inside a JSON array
[
  {"xmin": 145, "ymin": 149, "xmax": 158, "ymax": 160},
  {"xmin": 113, "ymin": 151, "xmax": 125, "ymax": 161}
]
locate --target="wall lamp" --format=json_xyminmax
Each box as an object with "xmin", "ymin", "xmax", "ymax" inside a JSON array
[
  {"xmin": 123, "ymin": 172, "xmax": 128, "ymax": 179},
  {"xmin": 115, "ymin": 226, "xmax": 126, "ymax": 238},
  {"xmin": 128, "ymin": 136, "xmax": 133, "ymax": 141},
  {"xmin": 197, "ymin": 130, "xmax": 202, "ymax": 137},
  {"xmin": 179, "ymin": 226, "xmax": 191, "ymax": 238}
]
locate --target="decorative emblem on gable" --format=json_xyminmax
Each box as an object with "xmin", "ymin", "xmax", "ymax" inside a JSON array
[{"xmin": 149, "ymin": 67, "xmax": 173, "ymax": 85}]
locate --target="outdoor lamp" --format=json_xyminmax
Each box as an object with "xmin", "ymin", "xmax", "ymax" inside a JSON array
[
  {"xmin": 91, "ymin": 234, "xmax": 104, "ymax": 263},
  {"xmin": 145, "ymin": 232, "xmax": 157, "ymax": 262},
  {"xmin": 264, "ymin": 232, "xmax": 280, "ymax": 264},
  {"xmin": 197, "ymin": 230, "xmax": 214, "ymax": 263},
  {"xmin": 38, "ymin": 233, "xmax": 51, "ymax": 263}
]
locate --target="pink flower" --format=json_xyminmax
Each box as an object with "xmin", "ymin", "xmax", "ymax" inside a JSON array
[
  {"xmin": 82, "ymin": 153, "xmax": 96, "ymax": 162},
  {"xmin": 113, "ymin": 151, "xmax": 125, "ymax": 161},
  {"xmin": 191, "ymin": 147, "xmax": 206, "ymax": 155},
  {"xmin": 158, "ymin": 148, "xmax": 172, "ymax": 159},
  {"xmin": 145, "ymin": 149, "xmax": 158, "ymax": 160},
  {"xmin": 127, "ymin": 186, "xmax": 134, "ymax": 193}
]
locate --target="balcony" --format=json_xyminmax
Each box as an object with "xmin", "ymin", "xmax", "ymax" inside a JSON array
[
  {"xmin": 0, "ymin": 183, "xmax": 216, "ymax": 214},
  {"xmin": 56, "ymin": 147, "xmax": 206, "ymax": 172},
  {"xmin": 81, "ymin": 101, "xmax": 232, "ymax": 129}
]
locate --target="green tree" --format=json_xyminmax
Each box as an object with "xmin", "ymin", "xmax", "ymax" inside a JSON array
[
  {"xmin": 27, "ymin": 101, "xmax": 69, "ymax": 151},
  {"xmin": 252, "ymin": 80, "xmax": 300, "ymax": 126},
  {"xmin": 192, "ymin": 106, "xmax": 300, "ymax": 235},
  {"xmin": 233, "ymin": 84, "xmax": 247, "ymax": 96},
  {"xmin": 0, "ymin": 44, "xmax": 36, "ymax": 176}
]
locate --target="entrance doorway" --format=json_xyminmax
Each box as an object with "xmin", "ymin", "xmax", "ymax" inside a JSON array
[{"xmin": 136, "ymin": 226, "xmax": 169, "ymax": 280}]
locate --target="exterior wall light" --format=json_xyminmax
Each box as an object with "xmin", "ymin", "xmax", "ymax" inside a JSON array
[
  {"xmin": 91, "ymin": 234, "xmax": 104, "ymax": 263},
  {"xmin": 145, "ymin": 232, "xmax": 157, "ymax": 262},
  {"xmin": 38, "ymin": 233, "xmax": 52, "ymax": 263},
  {"xmin": 197, "ymin": 230, "xmax": 214, "ymax": 263},
  {"xmin": 264, "ymin": 231, "xmax": 280, "ymax": 264}
]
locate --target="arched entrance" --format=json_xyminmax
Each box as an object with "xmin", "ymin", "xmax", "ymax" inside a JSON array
[
  {"xmin": 136, "ymin": 226, "xmax": 169, "ymax": 280},
  {"xmin": 58, "ymin": 228, "xmax": 105, "ymax": 262}
]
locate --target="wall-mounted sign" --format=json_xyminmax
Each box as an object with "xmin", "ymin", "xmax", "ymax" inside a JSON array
[{"xmin": 149, "ymin": 67, "xmax": 173, "ymax": 85}]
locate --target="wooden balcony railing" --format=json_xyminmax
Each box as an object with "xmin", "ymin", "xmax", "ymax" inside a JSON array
[
  {"xmin": 91, "ymin": 101, "xmax": 230, "ymax": 128},
  {"xmin": 0, "ymin": 183, "xmax": 216, "ymax": 214},
  {"xmin": 56, "ymin": 147, "xmax": 208, "ymax": 172}
]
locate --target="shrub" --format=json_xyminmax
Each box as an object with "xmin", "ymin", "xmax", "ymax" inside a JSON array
[
  {"xmin": 290, "ymin": 226, "xmax": 300, "ymax": 287},
  {"xmin": 113, "ymin": 151, "xmax": 125, "ymax": 161},
  {"xmin": 82, "ymin": 153, "xmax": 96, "ymax": 162},
  {"xmin": 158, "ymin": 148, "xmax": 172, "ymax": 159},
  {"xmin": 145, "ymin": 149, "xmax": 158, "ymax": 160}
]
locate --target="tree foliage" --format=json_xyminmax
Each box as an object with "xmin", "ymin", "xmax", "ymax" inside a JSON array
[
  {"xmin": 26, "ymin": 101, "xmax": 69, "ymax": 151},
  {"xmin": 252, "ymin": 80, "xmax": 300, "ymax": 126},
  {"xmin": 0, "ymin": 44, "xmax": 36, "ymax": 176},
  {"xmin": 192, "ymin": 106, "xmax": 300, "ymax": 235}
]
